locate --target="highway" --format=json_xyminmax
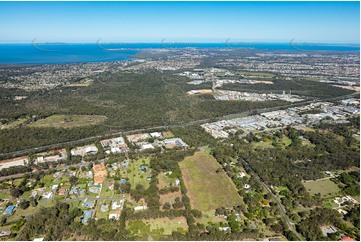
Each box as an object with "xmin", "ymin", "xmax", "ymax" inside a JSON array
[{"xmin": 0, "ymin": 93, "xmax": 356, "ymax": 159}]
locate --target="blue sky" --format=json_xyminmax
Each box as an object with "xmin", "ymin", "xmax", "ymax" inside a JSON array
[{"xmin": 0, "ymin": 1, "xmax": 359, "ymax": 43}]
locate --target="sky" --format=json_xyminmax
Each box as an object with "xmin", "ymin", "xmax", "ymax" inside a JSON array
[{"xmin": 0, "ymin": 1, "xmax": 359, "ymax": 43}]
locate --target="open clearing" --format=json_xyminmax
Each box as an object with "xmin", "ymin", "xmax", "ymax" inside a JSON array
[
  {"xmin": 146, "ymin": 217, "xmax": 188, "ymax": 234},
  {"xmin": 127, "ymin": 217, "xmax": 187, "ymax": 238},
  {"xmin": 29, "ymin": 114, "xmax": 107, "ymax": 128},
  {"xmin": 0, "ymin": 118, "xmax": 28, "ymax": 130},
  {"xmin": 157, "ymin": 172, "xmax": 178, "ymax": 189},
  {"xmin": 303, "ymin": 178, "xmax": 341, "ymax": 196},
  {"xmin": 159, "ymin": 190, "xmax": 183, "ymax": 209},
  {"xmin": 179, "ymin": 151, "xmax": 242, "ymax": 212}
]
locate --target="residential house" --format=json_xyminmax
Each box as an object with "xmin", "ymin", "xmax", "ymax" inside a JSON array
[
  {"xmin": 134, "ymin": 205, "xmax": 148, "ymax": 211},
  {"xmin": 3, "ymin": 205, "xmax": 16, "ymax": 215},
  {"xmin": 109, "ymin": 212, "xmax": 120, "ymax": 220},
  {"xmin": 83, "ymin": 201, "xmax": 95, "ymax": 209},
  {"xmin": 93, "ymin": 163, "xmax": 107, "ymax": 183},
  {"xmin": 0, "ymin": 229, "xmax": 11, "ymax": 237},
  {"xmin": 100, "ymin": 204, "xmax": 109, "ymax": 212},
  {"xmin": 81, "ymin": 210, "xmax": 93, "ymax": 225},
  {"xmin": 58, "ymin": 188, "xmax": 67, "ymax": 196}
]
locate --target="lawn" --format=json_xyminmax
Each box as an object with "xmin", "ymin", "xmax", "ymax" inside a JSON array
[
  {"xmin": 179, "ymin": 151, "xmax": 243, "ymax": 212},
  {"xmin": 95, "ymin": 201, "xmax": 110, "ymax": 219},
  {"xmin": 0, "ymin": 190, "xmax": 10, "ymax": 200},
  {"xmin": 162, "ymin": 131, "xmax": 174, "ymax": 139},
  {"xmin": 100, "ymin": 184, "xmax": 113, "ymax": 198},
  {"xmin": 127, "ymin": 217, "xmax": 187, "ymax": 239},
  {"xmin": 196, "ymin": 210, "xmax": 227, "ymax": 225},
  {"xmin": 11, "ymin": 205, "xmax": 38, "ymax": 221},
  {"xmin": 157, "ymin": 172, "xmax": 177, "ymax": 189},
  {"xmin": 280, "ymin": 136, "xmax": 292, "ymax": 146},
  {"xmin": 120, "ymin": 158, "xmax": 151, "ymax": 190},
  {"xmin": 252, "ymin": 140, "xmax": 273, "ymax": 149},
  {"xmin": 38, "ymin": 174, "xmax": 55, "ymax": 187},
  {"xmin": 29, "ymin": 115, "xmax": 107, "ymax": 128},
  {"xmin": 146, "ymin": 217, "xmax": 188, "ymax": 235},
  {"xmin": 303, "ymin": 179, "xmax": 341, "ymax": 196}
]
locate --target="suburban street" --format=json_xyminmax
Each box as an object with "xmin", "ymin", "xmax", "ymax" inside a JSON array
[{"xmin": 242, "ymin": 159, "xmax": 304, "ymax": 241}]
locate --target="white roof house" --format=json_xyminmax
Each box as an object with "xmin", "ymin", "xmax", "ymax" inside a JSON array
[
  {"xmin": 42, "ymin": 192, "xmax": 53, "ymax": 199},
  {"xmin": 109, "ymin": 213, "xmax": 120, "ymax": 220},
  {"xmin": 140, "ymin": 144, "xmax": 154, "ymax": 150},
  {"xmin": 134, "ymin": 205, "xmax": 148, "ymax": 211},
  {"xmin": 150, "ymin": 132, "xmax": 162, "ymax": 138}
]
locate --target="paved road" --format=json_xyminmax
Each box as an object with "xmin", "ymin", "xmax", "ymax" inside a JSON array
[
  {"xmin": 2, "ymin": 93, "xmax": 356, "ymax": 159},
  {"xmin": 66, "ymin": 196, "xmax": 123, "ymax": 202},
  {"xmin": 242, "ymin": 159, "xmax": 304, "ymax": 241}
]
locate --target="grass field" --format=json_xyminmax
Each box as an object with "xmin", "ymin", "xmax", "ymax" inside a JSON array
[
  {"xmin": 303, "ymin": 179, "xmax": 341, "ymax": 196},
  {"xmin": 162, "ymin": 131, "xmax": 175, "ymax": 139},
  {"xmin": 280, "ymin": 136, "xmax": 292, "ymax": 146},
  {"xmin": 29, "ymin": 115, "xmax": 107, "ymax": 128},
  {"xmin": 0, "ymin": 118, "xmax": 28, "ymax": 130},
  {"xmin": 147, "ymin": 217, "xmax": 188, "ymax": 234},
  {"xmin": 127, "ymin": 217, "xmax": 187, "ymax": 239},
  {"xmin": 252, "ymin": 140, "xmax": 273, "ymax": 149},
  {"xmin": 179, "ymin": 151, "xmax": 243, "ymax": 212},
  {"xmin": 157, "ymin": 172, "xmax": 178, "ymax": 189},
  {"xmin": 159, "ymin": 190, "xmax": 182, "ymax": 208},
  {"xmin": 195, "ymin": 210, "xmax": 227, "ymax": 225}
]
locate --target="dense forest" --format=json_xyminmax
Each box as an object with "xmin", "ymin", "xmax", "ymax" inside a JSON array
[{"xmin": 0, "ymin": 70, "xmax": 291, "ymax": 154}]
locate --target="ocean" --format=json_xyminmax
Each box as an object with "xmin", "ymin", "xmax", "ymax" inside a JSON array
[{"xmin": 0, "ymin": 43, "xmax": 359, "ymax": 65}]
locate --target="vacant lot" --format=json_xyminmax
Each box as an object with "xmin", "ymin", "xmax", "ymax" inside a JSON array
[
  {"xmin": 157, "ymin": 172, "xmax": 178, "ymax": 189},
  {"xmin": 30, "ymin": 115, "xmax": 107, "ymax": 128},
  {"xmin": 179, "ymin": 151, "xmax": 242, "ymax": 212},
  {"xmin": 147, "ymin": 217, "xmax": 188, "ymax": 234},
  {"xmin": 127, "ymin": 217, "xmax": 187, "ymax": 239},
  {"xmin": 303, "ymin": 179, "xmax": 341, "ymax": 196},
  {"xmin": 159, "ymin": 190, "xmax": 182, "ymax": 210}
]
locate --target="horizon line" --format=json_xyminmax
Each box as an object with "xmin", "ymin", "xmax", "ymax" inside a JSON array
[{"xmin": 0, "ymin": 41, "xmax": 359, "ymax": 45}]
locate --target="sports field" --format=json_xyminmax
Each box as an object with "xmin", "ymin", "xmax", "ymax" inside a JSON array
[
  {"xmin": 179, "ymin": 151, "xmax": 242, "ymax": 212},
  {"xmin": 29, "ymin": 114, "xmax": 107, "ymax": 128}
]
